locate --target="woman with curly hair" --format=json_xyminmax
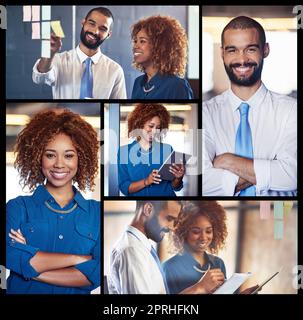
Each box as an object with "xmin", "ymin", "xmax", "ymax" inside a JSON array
[
  {"xmin": 6, "ymin": 108, "xmax": 100, "ymax": 294},
  {"xmin": 118, "ymin": 103, "xmax": 185, "ymax": 196},
  {"xmin": 163, "ymin": 201, "xmax": 227, "ymax": 294},
  {"xmin": 131, "ymin": 15, "xmax": 193, "ymax": 99}
]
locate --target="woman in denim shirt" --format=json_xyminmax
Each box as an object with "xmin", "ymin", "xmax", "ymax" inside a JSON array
[
  {"xmin": 6, "ymin": 108, "xmax": 100, "ymax": 294},
  {"xmin": 163, "ymin": 201, "xmax": 227, "ymax": 294}
]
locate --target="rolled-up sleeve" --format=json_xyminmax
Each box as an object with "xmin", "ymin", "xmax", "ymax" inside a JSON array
[
  {"xmin": 6, "ymin": 199, "xmax": 40, "ymax": 279},
  {"xmin": 32, "ymin": 59, "xmax": 56, "ymax": 86},
  {"xmin": 74, "ymin": 233, "xmax": 100, "ymax": 291},
  {"xmin": 254, "ymin": 102, "xmax": 297, "ymax": 193}
]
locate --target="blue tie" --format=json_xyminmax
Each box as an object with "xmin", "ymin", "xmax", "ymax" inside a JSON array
[
  {"xmin": 150, "ymin": 246, "xmax": 169, "ymax": 294},
  {"xmin": 80, "ymin": 58, "xmax": 93, "ymax": 99},
  {"xmin": 235, "ymin": 102, "xmax": 256, "ymax": 196}
]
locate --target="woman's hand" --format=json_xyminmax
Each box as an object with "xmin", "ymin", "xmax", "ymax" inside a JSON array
[
  {"xmin": 170, "ymin": 164, "xmax": 185, "ymax": 179},
  {"xmin": 9, "ymin": 228, "xmax": 27, "ymax": 244},
  {"xmin": 145, "ymin": 169, "xmax": 162, "ymax": 186}
]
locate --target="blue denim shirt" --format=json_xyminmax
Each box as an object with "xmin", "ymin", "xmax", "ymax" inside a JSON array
[
  {"xmin": 118, "ymin": 140, "xmax": 183, "ymax": 197},
  {"xmin": 131, "ymin": 73, "xmax": 193, "ymax": 99},
  {"xmin": 162, "ymin": 250, "xmax": 226, "ymax": 294},
  {"xmin": 6, "ymin": 185, "xmax": 100, "ymax": 294}
]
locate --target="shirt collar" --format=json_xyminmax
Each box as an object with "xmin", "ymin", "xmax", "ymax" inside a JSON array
[
  {"xmin": 126, "ymin": 225, "xmax": 153, "ymax": 251},
  {"xmin": 228, "ymin": 82, "xmax": 268, "ymax": 112},
  {"xmin": 142, "ymin": 73, "xmax": 167, "ymax": 87},
  {"xmin": 76, "ymin": 45, "xmax": 101, "ymax": 64},
  {"xmin": 182, "ymin": 248, "xmax": 216, "ymax": 269},
  {"xmin": 32, "ymin": 185, "xmax": 89, "ymax": 213}
]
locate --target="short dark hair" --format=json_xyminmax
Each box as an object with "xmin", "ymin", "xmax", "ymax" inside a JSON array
[
  {"xmin": 136, "ymin": 201, "xmax": 182, "ymax": 214},
  {"xmin": 85, "ymin": 7, "xmax": 114, "ymax": 27},
  {"xmin": 221, "ymin": 16, "xmax": 266, "ymax": 48}
]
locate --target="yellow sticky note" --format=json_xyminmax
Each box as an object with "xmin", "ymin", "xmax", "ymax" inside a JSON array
[
  {"xmin": 51, "ymin": 20, "xmax": 65, "ymax": 38},
  {"xmin": 284, "ymin": 201, "xmax": 293, "ymax": 216}
]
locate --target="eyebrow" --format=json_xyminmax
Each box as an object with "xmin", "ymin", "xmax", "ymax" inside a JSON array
[
  {"xmin": 224, "ymin": 44, "xmax": 260, "ymax": 51},
  {"xmin": 44, "ymin": 149, "xmax": 76, "ymax": 153}
]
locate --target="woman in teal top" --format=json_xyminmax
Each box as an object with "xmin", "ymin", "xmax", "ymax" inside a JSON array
[
  {"xmin": 118, "ymin": 103, "xmax": 185, "ymax": 196},
  {"xmin": 131, "ymin": 15, "xmax": 193, "ymax": 99},
  {"xmin": 163, "ymin": 201, "xmax": 227, "ymax": 294},
  {"xmin": 6, "ymin": 108, "xmax": 100, "ymax": 294}
]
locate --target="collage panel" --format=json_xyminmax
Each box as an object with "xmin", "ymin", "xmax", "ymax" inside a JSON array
[
  {"xmin": 5, "ymin": 102, "xmax": 101, "ymax": 294},
  {"xmin": 6, "ymin": 5, "xmax": 199, "ymax": 100},
  {"xmin": 104, "ymin": 103, "xmax": 200, "ymax": 197},
  {"xmin": 104, "ymin": 200, "xmax": 297, "ymax": 294},
  {"xmin": 202, "ymin": 6, "xmax": 297, "ymax": 196}
]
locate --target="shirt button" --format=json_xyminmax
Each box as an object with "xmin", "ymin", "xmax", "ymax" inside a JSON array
[
  {"xmin": 49, "ymin": 199, "xmax": 54, "ymax": 203},
  {"xmin": 58, "ymin": 234, "xmax": 64, "ymax": 240},
  {"xmin": 88, "ymin": 233, "xmax": 93, "ymax": 238},
  {"xmin": 29, "ymin": 227, "xmax": 34, "ymax": 233},
  {"xmin": 59, "ymin": 216, "xmax": 64, "ymax": 220}
]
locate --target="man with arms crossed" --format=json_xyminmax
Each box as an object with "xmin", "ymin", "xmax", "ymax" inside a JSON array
[{"xmin": 203, "ymin": 16, "xmax": 297, "ymax": 196}]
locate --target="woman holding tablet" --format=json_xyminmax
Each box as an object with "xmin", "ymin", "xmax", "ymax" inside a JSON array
[{"xmin": 117, "ymin": 103, "xmax": 185, "ymax": 196}]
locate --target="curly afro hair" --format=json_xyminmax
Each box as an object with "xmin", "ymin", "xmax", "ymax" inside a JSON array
[
  {"xmin": 14, "ymin": 108, "xmax": 99, "ymax": 192},
  {"xmin": 131, "ymin": 15, "xmax": 188, "ymax": 77},
  {"xmin": 127, "ymin": 103, "xmax": 170, "ymax": 140},
  {"xmin": 174, "ymin": 201, "xmax": 228, "ymax": 254}
]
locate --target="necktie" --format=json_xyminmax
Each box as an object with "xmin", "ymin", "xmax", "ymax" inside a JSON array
[
  {"xmin": 150, "ymin": 246, "xmax": 169, "ymax": 294},
  {"xmin": 235, "ymin": 102, "xmax": 256, "ymax": 196},
  {"xmin": 80, "ymin": 58, "xmax": 93, "ymax": 99}
]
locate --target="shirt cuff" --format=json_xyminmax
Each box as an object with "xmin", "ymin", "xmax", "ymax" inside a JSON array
[
  {"xmin": 9, "ymin": 241, "xmax": 40, "ymax": 279},
  {"xmin": 222, "ymin": 170, "xmax": 239, "ymax": 196},
  {"xmin": 32, "ymin": 59, "xmax": 56, "ymax": 86},
  {"xmin": 74, "ymin": 259, "xmax": 100, "ymax": 290},
  {"xmin": 254, "ymin": 159, "xmax": 270, "ymax": 194}
]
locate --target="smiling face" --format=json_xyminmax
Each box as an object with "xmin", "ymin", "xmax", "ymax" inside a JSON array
[
  {"xmin": 145, "ymin": 201, "xmax": 181, "ymax": 243},
  {"xmin": 132, "ymin": 29, "xmax": 153, "ymax": 68},
  {"xmin": 185, "ymin": 216, "xmax": 214, "ymax": 254},
  {"xmin": 221, "ymin": 28, "xmax": 269, "ymax": 86},
  {"xmin": 80, "ymin": 11, "xmax": 112, "ymax": 50},
  {"xmin": 42, "ymin": 133, "xmax": 78, "ymax": 190},
  {"xmin": 140, "ymin": 116, "xmax": 161, "ymax": 144}
]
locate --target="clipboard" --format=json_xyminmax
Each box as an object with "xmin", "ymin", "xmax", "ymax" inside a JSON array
[
  {"xmin": 251, "ymin": 271, "xmax": 279, "ymax": 294},
  {"xmin": 158, "ymin": 151, "xmax": 192, "ymax": 181}
]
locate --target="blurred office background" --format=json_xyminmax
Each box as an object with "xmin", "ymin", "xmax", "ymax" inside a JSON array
[
  {"xmin": 6, "ymin": 102, "xmax": 101, "ymax": 293},
  {"xmin": 104, "ymin": 200, "xmax": 297, "ymax": 294},
  {"xmin": 6, "ymin": 5, "xmax": 199, "ymax": 99},
  {"xmin": 202, "ymin": 6, "xmax": 297, "ymax": 101},
  {"xmin": 104, "ymin": 103, "xmax": 200, "ymax": 196}
]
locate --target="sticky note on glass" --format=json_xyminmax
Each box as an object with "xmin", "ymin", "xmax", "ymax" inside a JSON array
[
  {"xmin": 32, "ymin": 6, "xmax": 40, "ymax": 21},
  {"xmin": 32, "ymin": 22, "xmax": 40, "ymax": 39},
  {"xmin": 23, "ymin": 6, "xmax": 31, "ymax": 22},
  {"xmin": 51, "ymin": 21, "xmax": 65, "ymax": 38},
  {"xmin": 41, "ymin": 21, "xmax": 50, "ymax": 39},
  {"xmin": 274, "ymin": 201, "xmax": 284, "ymax": 219},
  {"xmin": 260, "ymin": 201, "xmax": 271, "ymax": 220},
  {"xmin": 41, "ymin": 40, "xmax": 51, "ymax": 58},
  {"xmin": 283, "ymin": 201, "xmax": 293, "ymax": 216},
  {"xmin": 42, "ymin": 5, "xmax": 51, "ymax": 20},
  {"xmin": 274, "ymin": 220, "xmax": 283, "ymax": 239}
]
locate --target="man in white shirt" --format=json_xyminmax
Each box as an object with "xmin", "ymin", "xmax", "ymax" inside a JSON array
[
  {"xmin": 203, "ymin": 16, "xmax": 297, "ymax": 196},
  {"xmin": 32, "ymin": 7, "xmax": 126, "ymax": 99},
  {"xmin": 108, "ymin": 201, "xmax": 225, "ymax": 294}
]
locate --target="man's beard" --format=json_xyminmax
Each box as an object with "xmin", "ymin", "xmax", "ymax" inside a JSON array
[
  {"xmin": 145, "ymin": 213, "xmax": 169, "ymax": 243},
  {"xmin": 80, "ymin": 27, "xmax": 105, "ymax": 50},
  {"xmin": 224, "ymin": 59, "xmax": 264, "ymax": 86}
]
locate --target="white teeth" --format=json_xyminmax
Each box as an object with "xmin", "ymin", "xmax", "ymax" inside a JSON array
[
  {"xmin": 134, "ymin": 52, "xmax": 142, "ymax": 56},
  {"xmin": 51, "ymin": 172, "xmax": 68, "ymax": 179},
  {"xmin": 87, "ymin": 34, "xmax": 96, "ymax": 40},
  {"xmin": 235, "ymin": 67, "xmax": 250, "ymax": 73}
]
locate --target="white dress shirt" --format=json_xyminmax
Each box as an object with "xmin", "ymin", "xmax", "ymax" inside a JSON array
[
  {"xmin": 32, "ymin": 46, "xmax": 127, "ymax": 99},
  {"xmin": 108, "ymin": 225, "xmax": 166, "ymax": 294},
  {"xmin": 203, "ymin": 83, "xmax": 297, "ymax": 196}
]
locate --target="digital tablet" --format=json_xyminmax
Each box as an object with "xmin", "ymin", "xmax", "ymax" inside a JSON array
[
  {"xmin": 158, "ymin": 151, "xmax": 192, "ymax": 181},
  {"xmin": 251, "ymin": 271, "xmax": 279, "ymax": 294}
]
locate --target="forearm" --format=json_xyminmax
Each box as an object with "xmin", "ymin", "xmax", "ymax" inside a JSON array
[
  {"xmin": 128, "ymin": 179, "xmax": 146, "ymax": 194},
  {"xmin": 34, "ymin": 267, "xmax": 92, "ymax": 287},
  {"xmin": 30, "ymin": 251, "xmax": 92, "ymax": 273},
  {"xmin": 37, "ymin": 57, "xmax": 54, "ymax": 73}
]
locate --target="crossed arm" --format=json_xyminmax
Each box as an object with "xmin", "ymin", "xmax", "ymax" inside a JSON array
[
  {"xmin": 213, "ymin": 153, "xmax": 256, "ymax": 193},
  {"xmin": 9, "ymin": 229, "xmax": 92, "ymax": 287}
]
